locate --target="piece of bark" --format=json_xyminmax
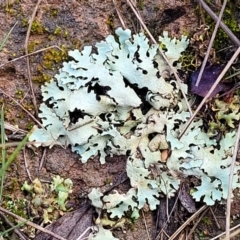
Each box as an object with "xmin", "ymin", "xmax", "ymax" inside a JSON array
[{"xmin": 35, "ymin": 203, "xmax": 93, "ymax": 240}]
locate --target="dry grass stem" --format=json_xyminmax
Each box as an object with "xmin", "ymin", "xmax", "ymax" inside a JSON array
[
  {"xmin": 113, "ymin": 0, "xmax": 126, "ymax": 29},
  {"xmin": 0, "ymin": 211, "xmax": 28, "ymax": 240},
  {"xmin": 187, "ymin": 207, "xmax": 209, "ymax": 239},
  {"xmin": 168, "ymin": 205, "xmax": 207, "ymax": 240},
  {"xmin": 209, "ymin": 207, "xmax": 221, "ymax": 229},
  {"xmin": 155, "ymin": 191, "xmax": 181, "ymax": 240},
  {"xmin": 24, "ymin": 0, "xmax": 42, "ymax": 116},
  {"xmin": 141, "ymin": 210, "xmax": 151, "ymax": 240},
  {"xmin": 38, "ymin": 148, "xmax": 47, "ymax": 173},
  {"xmin": 0, "ymin": 206, "xmax": 67, "ymax": 240},
  {"xmin": 4, "ymin": 122, "xmax": 27, "ymax": 135},
  {"xmin": 23, "ymin": 147, "xmax": 33, "ymax": 182},
  {"xmin": 198, "ymin": 0, "xmax": 240, "ymax": 47},
  {"xmin": 126, "ymin": 0, "xmax": 192, "ymax": 115},
  {"xmin": 210, "ymin": 223, "xmax": 240, "ymax": 240},
  {"xmin": 225, "ymin": 122, "xmax": 240, "ymax": 239},
  {"xmin": 195, "ymin": 0, "xmax": 227, "ymax": 87},
  {"xmin": 178, "ymin": 46, "xmax": 240, "ymax": 139},
  {"xmin": 0, "ymin": 45, "xmax": 62, "ymax": 68},
  {"xmin": 0, "ymin": 88, "xmax": 43, "ymax": 127}
]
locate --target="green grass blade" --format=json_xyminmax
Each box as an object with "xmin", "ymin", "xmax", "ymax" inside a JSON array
[
  {"xmin": 0, "ymin": 21, "xmax": 18, "ymax": 51},
  {"xmin": 0, "ymin": 220, "xmax": 26, "ymax": 236},
  {"xmin": 0, "ymin": 105, "xmax": 6, "ymax": 202},
  {"xmin": 0, "ymin": 132, "xmax": 30, "ymax": 178}
]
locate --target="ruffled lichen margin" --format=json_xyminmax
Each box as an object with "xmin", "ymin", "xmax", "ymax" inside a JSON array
[{"xmin": 29, "ymin": 28, "xmax": 239, "ymax": 219}]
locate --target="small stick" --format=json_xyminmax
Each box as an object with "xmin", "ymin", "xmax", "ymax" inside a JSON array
[
  {"xmin": 195, "ymin": 0, "xmax": 227, "ymax": 87},
  {"xmin": 178, "ymin": 46, "xmax": 240, "ymax": 139},
  {"xmin": 0, "ymin": 88, "xmax": 43, "ymax": 127},
  {"xmin": 187, "ymin": 207, "xmax": 209, "ymax": 239},
  {"xmin": 0, "ymin": 45, "xmax": 62, "ymax": 68},
  {"xmin": 168, "ymin": 205, "xmax": 207, "ymax": 240},
  {"xmin": 225, "ymin": 122, "xmax": 240, "ymax": 239},
  {"xmin": 210, "ymin": 223, "xmax": 240, "ymax": 240},
  {"xmin": 141, "ymin": 210, "xmax": 151, "ymax": 240},
  {"xmin": 126, "ymin": 0, "xmax": 192, "ymax": 115},
  {"xmin": 198, "ymin": 0, "xmax": 240, "ymax": 47},
  {"xmin": 38, "ymin": 148, "xmax": 47, "ymax": 172},
  {"xmin": 24, "ymin": 0, "xmax": 43, "ymax": 116},
  {"xmin": 112, "ymin": 0, "xmax": 126, "ymax": 29},
  {"xmin": 209, "ymin": 207, "xmax": 221, "ymax": 229},
  {"xmin": 0, "ymin": 211, "xmax": 28, "ymax": 240},
  {"xmin": 23, "ymin": 147, "xmax": 33, "ymax": 182},
  {"xmin": 0, "ymin": 206, "xmax": 67, "ymax": 240}
]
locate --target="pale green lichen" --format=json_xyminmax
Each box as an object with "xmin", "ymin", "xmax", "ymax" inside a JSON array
[{"xmin": 29, "ymin": 28, "xmax": 239, "ymax": 229}]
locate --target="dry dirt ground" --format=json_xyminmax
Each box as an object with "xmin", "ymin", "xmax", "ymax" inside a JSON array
[{"xmin": 0, "ymin": 0, "xmax": 240, "ymax": 239}]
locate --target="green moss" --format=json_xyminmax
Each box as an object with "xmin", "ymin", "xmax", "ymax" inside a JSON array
[
  {"xmin": 104, "ymin": 178, "xmax": 112, "ymax": 185},
  {"xmin": 33, "ymin": 73, "xmax": 51, "ymax": 83},
  {"xmin": 53, "ymin": 26, "xmax": 62, "ymax": 35},
  {"xmin": 26, "ymin": 122, "xmax": 34, "ymax": 130},
  {"xmin": 15, "ymin": 89, "xmax": 24, "ymax": 99},
  {"xmin": 31, "ymin": 20, "xmax": 47, "ymax": 34},
  {"xmin": 106, "ymin": 15, "xmax": 114, "ymax": 31},
  {"xmin": 42, "ymin": 46, "xmax": 68, "ymax": 69},
  {"xmin": 49, "ymin": 8, "xmax": 59, "ymax": 18},
  {"xmin": 203, "ymin": 1, "xmax": 240, "ymax": 50},
  {"xmin": 27, "ymin": 39, "xmax": 42, "ymax": 53},
  {"xmin": 137, "ymin": 0, "xmax": 144, "ymax": 10}
]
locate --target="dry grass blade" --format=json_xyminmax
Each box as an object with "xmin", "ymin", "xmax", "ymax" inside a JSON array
[
  {"xmin": 141, "ymin": 210, "xmax": 151, "ymax": 240},
  {"xmin": 23, "ymin": 147, "xmax": 33, "ymax": 182},
  {"xmin": 225, "ymin": 122, "xmax": 240, "ymax": 239},
  {"xmin": 210, "ymin": 223, "xmax": 240, "ymax": 240},
  {"xmin": 0, "ymin": 88, "xmax": 43, "ymax": 127},
  {"xmin": 0, "ymin": 45, "xmax": 62, "ymax": 68},
  {"xmin": 187, "ymin": 207, "xmax": 209, "ymax": 239},
  {"xmin": 0, "ymin": 206, "xmax": 67, "ymax": 240},
  {"xmin": 195, "ymin": 0, "xmax": 227, "ymax": 87},
  {"xmin": 155, "ymin": 192, "xmax": 180, "ymax": 240},
  {"xmin": 0, "ymin": 21, "xmax": 18, "ymax": 51},
  {"xmin": 168, "ymin": 205, "xmax": 207, "ymax": 240},
  {"xmin": 0, "ymin": 211, "xmax": 28, "ymax": 240},
  {"xmin": 126, "ymin": 0, "xmax": 192, "ymax": 115},
  {"xmin": 4, "ymin": 122, "xmax": 27, "ymax": 135},
  {"xmin": 178, "ymin": 46, "xmax": 240, "ymax": 139},
  {"xmin": 113, "ymin": 0, "xmax": 126, "ymax": 29},
  {"xmin": 24, "ymin": 0, "xmax": 42, "ymax": 116},
  {"xmin": 198, "ymin": 0, "xmax": 240, "ymax": 47}
]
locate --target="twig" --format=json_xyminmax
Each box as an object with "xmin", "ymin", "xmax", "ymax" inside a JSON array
[
  {"xmin": 225, "ymin": 122, "xmax": 240, "ymax": 239},
  {"xmin": 155, "ymin": 190, "xmax": 181, "ymax": 240},
  {"xmin": 38, "ymin": 148, "xmax": 47, "ymax": 173},
  {"xmin": 0, "ymin": 206, "xmax": 67, "ymax": 240},
  {"xmin": 187, "ymin": 207, "xmax": 209, "ymax": 239},
  {"xmin": 195, "ymin": 0, "xmax": 227, "ymax": 87},
  {"xmin": 198, "ymin": 0, "xmax": 240, "ymax": 47},
  {"xmin": 209, "ymin": 207, "xmax": 221, "ymax": 229},
  {"xmin": 0, "ymin": 45, "xmax": 62, "ymax": 68},
  {"xmin": 112, "ymin": 0, "xmax": 126, "ymax": 29},
  {"xmin": 0, "ymin": 211, "xmax": 27, "ymax": 240},
  {"xmin": 24, "ymin": 0, "xmax": 43, "ymax": 116},
  {"xmin": 178, "ymin": 46, "xmax": 240, "ymax": 139},
  {"xmin": 168, "ymin": 205, "xmax": 207, "ymax": 240},
  {"xmin": 210, "ymin": 223, "xmax": 240, "ymax": 240},
  {"xmin": 141, "ymin": 209, "xmax": 151, "ymax": 240},
  {"xmin": 23, "ymin": 147, "xmax": 33, "ymax": 182},
  {"xmin": 0, "ymin": 88, "xmax": 43, "ymax": 127},
  {"xmin": 126, "ymin": 0, "xmax": 192, "ymax": 115}
]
